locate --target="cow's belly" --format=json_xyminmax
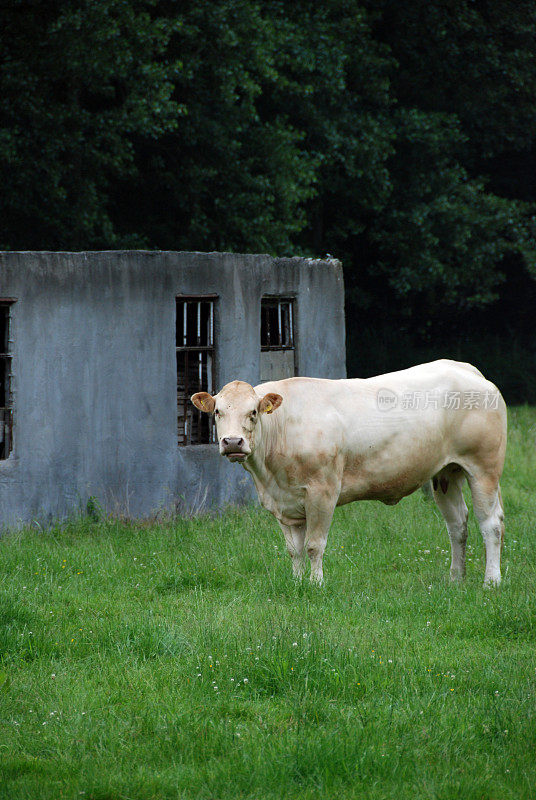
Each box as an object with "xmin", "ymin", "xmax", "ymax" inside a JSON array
[
  {"xmin": 338, "ymin": 474, "xmax": 424, "ymax": 506},
  {"xmin": 338, "ymin": 448, "xmax": 446, "ymax": 506}
]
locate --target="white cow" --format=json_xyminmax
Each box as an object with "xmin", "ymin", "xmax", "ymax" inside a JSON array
[{"xmin": 192, "ymin": 360, "xmax": 507, "ymax": 586}]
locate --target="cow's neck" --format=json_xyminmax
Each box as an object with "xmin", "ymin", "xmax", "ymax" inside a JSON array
[{"xmin": 243, "ymin": 414, "xmax": 279, "ymax": 486}]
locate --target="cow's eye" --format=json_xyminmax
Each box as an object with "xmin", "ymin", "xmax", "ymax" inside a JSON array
[{"xmin": 214, "ymin": 409, "xmax": 220, "ymax": 417}]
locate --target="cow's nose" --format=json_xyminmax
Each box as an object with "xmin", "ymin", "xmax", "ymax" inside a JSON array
[{"xmin": 221, "ymin": 436, "xmax": 245, "ymax": 453}]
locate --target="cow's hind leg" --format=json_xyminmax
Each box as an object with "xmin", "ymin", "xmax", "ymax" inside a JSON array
[
  {"xmin": 432, "ymin": 465, "xmax": 469, "ymax": 581},
  {"xmin": 467, "ymin": 474, "xmax": 504, "ymax": 586},
  {"xmin": 278, "ymin": 522, "xmax": 306, "ymax": 579}
]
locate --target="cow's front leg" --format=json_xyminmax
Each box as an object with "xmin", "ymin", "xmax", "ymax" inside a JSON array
[
  {"xmin": 278, "ymin": 521, "xmax": 306, "ymax": 579},
  {"xmin": 304, "ymin": 490, "xmax": 338, "ymax": 585}
]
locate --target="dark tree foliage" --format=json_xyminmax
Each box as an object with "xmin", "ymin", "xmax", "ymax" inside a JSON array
[
  {"xmin": 1, "ymin": 0, "xmax": 536, "ymax": 396},
  {"xmin": 363, "ymin": 0, "xmax": 536, "ymax": 310},
  {"xmin": 114, "ymin": 0, "xmax": 318, "ymax": 252},
  {"xmin": 0, "ymin": 0, "xmax": 181, "ymax": 249}
]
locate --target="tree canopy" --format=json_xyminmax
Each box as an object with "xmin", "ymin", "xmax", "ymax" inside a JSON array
[{"xmin": 1, "ymin": 0, "xmax": 536, "ymax": 395}]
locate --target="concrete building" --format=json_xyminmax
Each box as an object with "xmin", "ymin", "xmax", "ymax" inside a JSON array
[{"xmin": 0, "ymin": 251, "xmax": 345, "ymax": 527}]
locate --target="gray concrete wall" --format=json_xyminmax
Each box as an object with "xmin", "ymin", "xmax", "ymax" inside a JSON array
[{"xmin": 0, "ymin": 251, "xmax": 345, "ymax": 527}]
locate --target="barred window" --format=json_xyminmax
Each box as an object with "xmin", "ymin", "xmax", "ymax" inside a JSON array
[
  {"xmin": 260, "ymin": 298, "xmax": 295, "ymax": 383},
  {"xmin": 0, "ymin": 300, "xmax": 14, "ymax": 459},
  {"xmin": 176, "ymin": 296, "xmax": 216, "ymax": 445},
  {"xmin": 261, "ymin": 298, "xmax": 294, "ymax": 350}
]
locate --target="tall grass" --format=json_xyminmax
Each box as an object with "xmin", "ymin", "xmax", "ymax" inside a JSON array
[{"xmin": 0, "ymin": 407, "xmax": 535, "ymax": 799}]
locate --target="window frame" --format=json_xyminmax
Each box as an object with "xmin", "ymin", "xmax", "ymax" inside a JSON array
[
  {"xmin": 0, "ymin": 298, "xmax": 16, "ymax": 460},
  {"xmin": 260, "ymin": 296, "xmax": 295, "ymax": 352},
  {"xmin": 176, "ymin": 294, "xmax": 217, "ymax": 446}
]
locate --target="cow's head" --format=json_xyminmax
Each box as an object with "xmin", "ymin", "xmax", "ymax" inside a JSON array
[{"xmin": 191, "ymin": 380, "xmax": 283, "ymax": 462}]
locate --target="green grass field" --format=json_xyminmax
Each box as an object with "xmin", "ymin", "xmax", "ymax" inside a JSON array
[{"xmin": 0, "ymin": 407, "xmax": 535, "ymax": 799}]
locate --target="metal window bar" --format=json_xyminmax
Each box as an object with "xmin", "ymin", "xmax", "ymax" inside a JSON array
[
  {"xmin": 176, "ymin": 297, "xmax": 216, "ymax": 445},
  {"xmin": 288, "ymin": 302, "xmax": 294, "ymax": 346},
  {"xmin": 261, "ymin": 299, "xmax": 295, "ymax": 351},
  {"xmin": 0, "ymin": 301, "xmax": 14, "ymax": 459}
]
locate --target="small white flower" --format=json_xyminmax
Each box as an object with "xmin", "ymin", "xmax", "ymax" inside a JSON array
[
  {"xmin": 243, "ymin": 678, "xmax": 248, "ymax": 683},
  {"xmin": 292, "ymin": 642, "xmax": 298, "ymax": 647}
]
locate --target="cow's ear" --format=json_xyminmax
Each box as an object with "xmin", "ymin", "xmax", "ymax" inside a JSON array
[
  {"xmin": 259, "ymin": 392, "xmax": 283, "ymax": 414},
  {"xmin": 191, "ymin": 392, "xmax": 216, "ymax": 414}
]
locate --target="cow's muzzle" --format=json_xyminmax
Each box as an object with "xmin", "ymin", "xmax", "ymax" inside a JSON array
[{"xmin": 220, "ymin": 437, "xmax": 249, "ymax": 461}]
